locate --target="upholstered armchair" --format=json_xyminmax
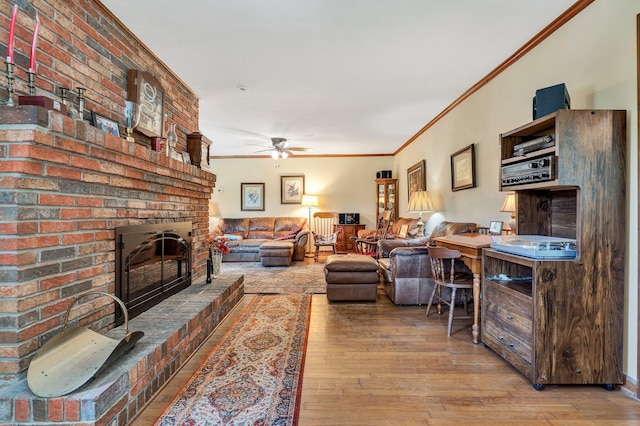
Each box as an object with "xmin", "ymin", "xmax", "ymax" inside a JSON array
[
  {"xmin": 379, "ymin": 247, "xmax": 434, "ymax": 305},
  {"xmin": 378, "ymin": 221, "xmax": 476, "ymax": 305}
]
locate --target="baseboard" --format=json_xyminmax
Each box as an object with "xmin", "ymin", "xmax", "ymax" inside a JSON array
[{"xmin": 622, "ymin": 374, "xmax": 639, "ymax": 399}]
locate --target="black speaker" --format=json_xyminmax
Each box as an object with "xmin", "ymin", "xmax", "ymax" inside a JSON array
[
  {"xmin": 339, "ymin": 213, "xmax": 360, "ymax": 225},
  {"xmin": 376, "ymin": 171, "xmax": 382, "ymax": 179},
  {"xmin": 533, "ymin": 83, "xmax": 570, "ymax": 120}
]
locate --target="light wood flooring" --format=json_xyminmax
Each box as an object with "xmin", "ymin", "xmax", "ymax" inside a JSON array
[{"xmin": 131, "ymin": 277, "xmax": 640, "ymax": 425}]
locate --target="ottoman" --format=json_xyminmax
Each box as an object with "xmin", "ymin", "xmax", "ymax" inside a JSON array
[
  {"xmin": 259, "ymin": 241, "xmax": 294, "ymax": 266},
  {"xmin": 324, "ymin": 254, "xmax": 379, "ymax": 302}
]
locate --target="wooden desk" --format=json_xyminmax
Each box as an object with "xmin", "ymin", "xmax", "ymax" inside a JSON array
[{"xmin": 433, "ymin": 233, "xmax": 493, "ymax": 344}]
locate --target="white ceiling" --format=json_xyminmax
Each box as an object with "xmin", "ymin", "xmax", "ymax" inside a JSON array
[{"xmin": 101, "ymin": 0, "xmax": 577, "ymax": 157}]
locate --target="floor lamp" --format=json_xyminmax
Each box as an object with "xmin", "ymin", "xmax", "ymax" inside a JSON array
[{"xmin": 301, "ymin": 194, "xmax": 318, "ymax": 257}]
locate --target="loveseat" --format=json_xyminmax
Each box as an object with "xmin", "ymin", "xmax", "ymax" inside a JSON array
[
  {"xmin": 211, "ymin": 217, "xmax": 309, "ymax": 262},
  {"xmin": 378, "ymin": 221, "xmax": 476, "ymax": 305}
]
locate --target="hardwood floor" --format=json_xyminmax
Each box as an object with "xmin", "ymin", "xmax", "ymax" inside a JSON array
[{"xmin": 132, "ymin": 284, "xmax": 640, "ymax": 425}]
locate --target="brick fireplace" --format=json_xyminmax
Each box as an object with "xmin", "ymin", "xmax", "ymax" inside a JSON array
[
  {"xmin": 0, "ymin": 105, "xmax": 216, "ymax": 378},
  {"xmin": 0, "ymin": 106, "xmax": 245, "ymax": 424}
]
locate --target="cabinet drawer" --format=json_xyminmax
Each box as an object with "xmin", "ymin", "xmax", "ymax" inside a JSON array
[{"xmin": 483, "ymin": 282, "xmax": 533, "ymax": 364}]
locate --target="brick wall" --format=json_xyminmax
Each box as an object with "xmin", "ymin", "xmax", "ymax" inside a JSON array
[
  {"xmin": 0, "ymin": 106, "xmax": 216, "ymax": 380},
  {"xmin": 0, "ymin": 0, "xmax": 199, "ymax": 149}
]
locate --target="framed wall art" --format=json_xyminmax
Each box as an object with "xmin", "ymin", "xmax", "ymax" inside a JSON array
[
  {"xmin": 280, "ymin": 175, "xmax": 305, "ymax": 204},
  {"xmin": 91, "ymin": 111, "xmax": 120, "ymax": 137},
  {"xmin": 127, "ymin": 69, "xmax": 164, "ymax": 137},
  {"xmin": 241, "ymin": 182, "xmax": 265, "ymax": 211},
  {"xmin": 407, "ymin": 159, "xmax": 426, "ymax": 199},
  {"xmin": 450, "ymin": 143, "xmax": 476, "ymax": 191}
]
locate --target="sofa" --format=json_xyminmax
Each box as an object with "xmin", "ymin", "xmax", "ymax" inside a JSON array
[
  {"xmin": 211, "ymin": 217, "xmax": 309, "ymax": 262},
  {"xmin": 378, "ymin": 221, "xmax": 476, "ymax": 305}
]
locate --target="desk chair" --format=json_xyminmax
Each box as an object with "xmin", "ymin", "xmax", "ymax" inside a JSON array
[{"xmin": 426, "ymin": 246, "xmax": 474, "ymax": 336}]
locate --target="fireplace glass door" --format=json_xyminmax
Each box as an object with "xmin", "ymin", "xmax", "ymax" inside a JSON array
[{"xmin": 115, "ymin": 222, "xmax": 192, "ymax": 325}]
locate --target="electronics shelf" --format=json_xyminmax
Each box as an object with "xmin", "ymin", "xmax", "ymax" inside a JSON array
[{"xmin": 483, "ymin": 110, "xmax": 626, "ymax": 390}]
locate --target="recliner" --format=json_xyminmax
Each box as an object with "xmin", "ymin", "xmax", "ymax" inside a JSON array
[
  {"xmin": 378, "ymin": 221, "xmax": 476, "ymax": 305},
  {"xmin": 379, "ymin": 247, "xmax": 434, "ymax": 305}
]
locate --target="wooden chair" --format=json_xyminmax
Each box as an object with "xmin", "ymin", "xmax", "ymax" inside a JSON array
[
  {"xmin": 352, "ymin": 210, "xmax": 392, "ymax": 258},
  {"xmin": 312, "ymin": 212, "xmax": 339, "ymax": 262},
  {"xmin": 425, "ymin": 246, "xmax": 474, "ymax": 336}
]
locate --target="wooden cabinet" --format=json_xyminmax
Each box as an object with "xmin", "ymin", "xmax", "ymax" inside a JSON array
[
  {"xmin": 334, "ymin": 224, "xmax": 365, "ymax": 253},
  {"xmin": 186, "ymin": 131, "xmax": 211, "ymax": 168},
  {"xmin": 483, "ymin": 110, "xmax": 625, "ymax": 390},
  {"xmin": 375, "ymin": 178, "xmax": 398, "ymax": 223}
]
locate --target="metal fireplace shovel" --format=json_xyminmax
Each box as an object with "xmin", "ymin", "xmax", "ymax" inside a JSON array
[{"xmin": 27, "ymin": 291, "xmax": 144, "ymax": 398}]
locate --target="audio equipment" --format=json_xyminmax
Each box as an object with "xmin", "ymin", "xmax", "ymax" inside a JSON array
[
  {"xmin": 533, "ymin": 83, "xmax": 570, "ymax": 120},
  {"xmin": 339, "ymin": 213, "xmax": 360, "ymax": 225},
  {"xmin": 501, "ymin": 155, "xmax": 555, "ymax": 187},
  {"xmin": 376, "ymin": 170, "xmax": 392, "ymax": 179},
  {"xmin": 513, "ymin": 134, "xmax": 555, "ymax": 156}
]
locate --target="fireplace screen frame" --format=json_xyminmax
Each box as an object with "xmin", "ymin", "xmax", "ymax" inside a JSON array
[{"xmin": 115, "ymin": 222, "xmax": 192, "ymax": 325}]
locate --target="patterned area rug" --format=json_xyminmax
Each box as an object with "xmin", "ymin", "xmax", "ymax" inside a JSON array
[
  {"xmin": 155, "ymin": 294, "xmax": 312, "ymax": 425},
  {"xmin": 220, "ymin": 260, "xmax": 327, "ymax": 294}
]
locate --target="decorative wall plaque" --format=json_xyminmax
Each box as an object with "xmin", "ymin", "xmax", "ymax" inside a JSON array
[{"xmin": 127, "ymin": 70, "xmax": 164, "ymax": 137}]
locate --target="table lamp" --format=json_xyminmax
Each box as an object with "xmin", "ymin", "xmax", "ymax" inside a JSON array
[
  {"xmin": 407, "ymin": 190, "xmax": 435, "ymax": 237},
  {"xmin": 500, "ymin": 193, "xmax": 516, "ymax": 233}
]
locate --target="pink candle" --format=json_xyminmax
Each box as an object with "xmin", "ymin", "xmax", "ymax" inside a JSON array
[
  {"xmin": 28, "ymin": 13, "xmax": 39, "ymax": 73},
  {"xmin": 6, "ymin": 4, "xmax": 18, "ymax": 63}
]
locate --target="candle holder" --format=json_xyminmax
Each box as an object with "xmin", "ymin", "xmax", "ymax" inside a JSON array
[
  {"xmin": 167, "ymin": 123, "xmax": 178, "ymax": 156},
  {"xmin": 3, "ymin": 61, "xmax": 15, "ymax": 107},
  {"xmin": 77, "ymin": 87, "xmax": 85, "ymax": 120},
  {"xmin": 124, "ymin": 100, "xmax": 140, "ymax": 142},
  {"xmin": 60, "ymin": 87, "xmax": 68, "ymax": 105},
  {"xmin": 27, "ymin": 70, "xmax": 36, "ymax": 96}
]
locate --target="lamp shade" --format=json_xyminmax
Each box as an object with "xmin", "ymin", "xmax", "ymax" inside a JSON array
[
  {"xmin": 301, "ymin": 194, "xmax": 318, "ymax": 207},
  {"xmin": 500, "ymin": 193, "xmax": 516, "ymax": 213},
  {"xmin": 407, "ymin": 190, "xmax": 435, "ymax": 213}
]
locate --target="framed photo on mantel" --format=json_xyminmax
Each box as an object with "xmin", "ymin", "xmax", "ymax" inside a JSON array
[{"xmin": 127, "ymin": 69, "xmax": 164, "ymax": 138}]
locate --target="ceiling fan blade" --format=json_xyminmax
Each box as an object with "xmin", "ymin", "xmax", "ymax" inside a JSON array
[
  {"xmin": 254, "ymin": 148, "xmax": 275, "ymax": 153},
  {"xmin": 288, "ymin": 147, "xmax": 314, "ymax": 152}
]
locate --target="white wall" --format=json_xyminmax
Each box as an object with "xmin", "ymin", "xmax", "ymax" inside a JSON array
[
  {"xmin": 393, "ymin": 0, "xmax": 639, "ymax": 380},
  {"xmin": 208, "ymin": 156, "xmax": 393, "ymax": 231}
]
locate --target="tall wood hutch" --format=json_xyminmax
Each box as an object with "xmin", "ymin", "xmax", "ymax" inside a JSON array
[
  {"xmin": 375, "ymin": 178, "xmax": 398, "ymax": 224},
  {"xmin": 482, "ymin": 110, "xmax": 625, "ymax": 390}
]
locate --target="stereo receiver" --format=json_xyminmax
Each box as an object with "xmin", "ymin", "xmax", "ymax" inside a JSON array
[{"xmin": 501, "ymin": 155, "xmax": 555, "ymax": 187}]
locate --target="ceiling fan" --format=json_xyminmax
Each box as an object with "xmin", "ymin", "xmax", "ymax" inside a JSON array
[{"xmin": 252, "ymin": 137, "xmax": 313, "ymax": 159}]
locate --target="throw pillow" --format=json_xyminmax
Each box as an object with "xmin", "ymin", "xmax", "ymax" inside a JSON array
[{"xmin": 223, "ymin": 234, "xmax": 243, "ymax": 240}]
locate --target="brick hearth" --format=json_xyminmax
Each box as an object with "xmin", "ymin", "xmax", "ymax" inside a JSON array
[{"xmin": 2, "ymin": 275, "xmax": 244, "ymax": 425}]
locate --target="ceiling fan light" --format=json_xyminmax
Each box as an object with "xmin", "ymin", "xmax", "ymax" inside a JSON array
[
  {"xmin": 281, "ymin": 151, "xmax": 289, "ymax": 159},
  {"xmin": 271, "ymin": 151, "xmax": 279, "ymax": 159}
]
